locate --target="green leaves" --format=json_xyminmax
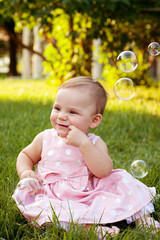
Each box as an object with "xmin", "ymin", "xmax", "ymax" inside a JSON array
[{"xmin": 1, "ymin": 0, "xmax": 160, "ymax": 86}]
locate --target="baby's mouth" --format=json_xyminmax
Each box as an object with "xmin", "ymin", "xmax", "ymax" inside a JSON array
[{"xmin": 58, "ymin": 124, "xmax": 68, "ymax": 128}]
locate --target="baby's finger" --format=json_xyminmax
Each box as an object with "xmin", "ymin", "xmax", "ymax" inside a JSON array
[
  {"xmin": 28, "ymin": 171, "xmax": 43, "ymax": 183},
  {"xmin": 36, "ymin": 175, "xmax": 43, "ymax": 184},
  {"xmin": 20, "ymin": 170, "xmax": 35, "ymax": 179},
  {"xmin": 28, "ymin": 178, "xmax": 40, "ymax": 192}
]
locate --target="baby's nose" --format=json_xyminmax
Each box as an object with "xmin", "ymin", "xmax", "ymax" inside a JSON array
[{"xmin": 58, "ymin": 112, "xmax": 68, "ymax": 120}]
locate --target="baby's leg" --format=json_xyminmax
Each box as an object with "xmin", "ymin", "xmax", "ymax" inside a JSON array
[
  {"xmin": 85, "ymin": 224, "xmax": 120, "ymax": 239},
  {"xmin": 137, "ymin": 214, "xmax": 160, "ymax": 232}
]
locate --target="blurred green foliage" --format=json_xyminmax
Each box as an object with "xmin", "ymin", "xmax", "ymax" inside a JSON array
[
  {"xmin": 42, "ymin": 9, "xmax": 93, "ymax": 85},
  {"xmin": 0, "ymin": 0, "xmax": 160, "ymax": 86}
]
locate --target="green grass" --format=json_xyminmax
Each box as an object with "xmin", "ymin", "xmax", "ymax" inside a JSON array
[{"xmin": 0, "ymin": 78, "xmax": 160, "ymax": 239}]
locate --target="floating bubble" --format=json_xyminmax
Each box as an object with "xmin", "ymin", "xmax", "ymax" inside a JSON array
[
  {"xmin": 117, "ymin": 51, "xmax": 138, "ymax": 72},
  {"xmin": 113, "ymin": 78, "xmax": 136, "ymax": 100},
  {"xmin": 148, "ymin": 42, "xmax": 160, "ymax": 56},
  {"xmin": 131, "ymin": 160, "xmax": 148, "ymax": 178}
]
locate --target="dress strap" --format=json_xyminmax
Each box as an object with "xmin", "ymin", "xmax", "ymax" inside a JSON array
[{"xmin": 87, "ymin": 133, "xmax": 100, "ymax": 145}]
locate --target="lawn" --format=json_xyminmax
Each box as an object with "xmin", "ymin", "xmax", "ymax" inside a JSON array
[{"xmin": 0, "ymin": 78, "xmax": 160, "ymax": 239}]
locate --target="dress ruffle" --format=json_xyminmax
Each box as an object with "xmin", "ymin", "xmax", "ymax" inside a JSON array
[{"xmin": 126, "ymin": 200, "xmax": 155, "ymax": 224}]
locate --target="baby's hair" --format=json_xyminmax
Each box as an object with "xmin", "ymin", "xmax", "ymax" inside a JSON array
[{"xmin": 59, "ymin": 76, "xmax": 108, "ymax": 115}]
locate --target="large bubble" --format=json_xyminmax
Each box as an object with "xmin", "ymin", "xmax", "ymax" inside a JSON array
[
  {"xmin": 148, "ymin": 42, "xmax": 160, "ymax": 56},
  {"xmin": 113, "ymin": 78, "xmax": 136, "ymax": 100},
  {"xmin": 17, "ymin": 177, "xmax": 45, "ymax": 199},
  {"xmin": 117, "ymin": 51, "xmax": 138, "ymax": 72},
  {"xmin": 131, "ymin": 160, "xmax": 148, "ymax": 178}
]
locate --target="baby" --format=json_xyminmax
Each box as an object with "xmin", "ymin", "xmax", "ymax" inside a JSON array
[{"xmin": 13, "ymin": 76, "xmax": 160, "ymax": 238}]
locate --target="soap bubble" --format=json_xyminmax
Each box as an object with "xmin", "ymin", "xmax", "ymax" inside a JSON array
[
  {"xmin": 17, "ymin": 178, "xmax": 45, "ymax": 197},
  {"xmin": 117, "ymin": 51, "xmax": 138, "ymax": 72},
  {"xmin": 131, "ymin": 160, "xmax": 148, "ymax": 178},
  {"xmin": 113, "ymin": 78, "xmax": 136, "ymax": 100},
  {"xmin": 148, "ymin": 42, "xmax": 160, "ymax": 56}
]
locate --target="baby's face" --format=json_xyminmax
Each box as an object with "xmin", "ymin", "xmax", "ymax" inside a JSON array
[{"xmin": 50, "ymin": 88, "xmax": 96, "ymax": 138}]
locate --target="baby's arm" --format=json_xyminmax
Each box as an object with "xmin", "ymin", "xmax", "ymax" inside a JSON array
[
  {"xmin": 66, "ymin": 126, "xmax": 113, "ymax": 178},
  {"xmin": 16, "ymin": 132, "xmax": 43, "ymax": 182}
]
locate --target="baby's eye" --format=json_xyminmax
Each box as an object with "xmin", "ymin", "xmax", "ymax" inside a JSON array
[
  {"xmin": 70, "ymin": 110, "xmax": 77, "ymax": 114},
  {"xmin": 54, "ymin": 106, "xmax": 60, "ymax": 111}
]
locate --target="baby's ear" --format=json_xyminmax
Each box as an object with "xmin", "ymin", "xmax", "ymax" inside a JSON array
[{"xmin": 90, "ymin": 114, "xmax": 102, "ymax": 129}]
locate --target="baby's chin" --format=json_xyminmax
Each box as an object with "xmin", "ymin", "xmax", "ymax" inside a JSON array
[
  {"xmin": 58, "ymin": 134, "xmax": 67, "ymax": 138},
  {"xmin": 56, "ymin": 130, "xmax": 68, "ymax": 138}
]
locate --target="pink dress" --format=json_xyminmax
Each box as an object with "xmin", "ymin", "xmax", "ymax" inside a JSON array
[{"xmin": 12, "ymin": 128, "xmax": 156, "ymax": 226}]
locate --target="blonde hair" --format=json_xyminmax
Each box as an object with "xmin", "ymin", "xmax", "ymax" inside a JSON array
[{"xmin": 59, "ymin": 76, "xmax": 108, "ymax": 115}]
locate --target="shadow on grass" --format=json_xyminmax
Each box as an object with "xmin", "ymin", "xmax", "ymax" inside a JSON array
[{"xmin": 0, "ymin": 99, "xmax": 160, "ymax": 239}]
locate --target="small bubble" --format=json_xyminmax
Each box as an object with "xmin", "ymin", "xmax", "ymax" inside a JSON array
[
  {"xmin": 131, "ymin": 160, "xmax": 148, "ymax": 178},
  {"xmin": 117, "ymin": 51, "xmax": 138, "ymax": 72},
  {"xmin": 148, "ymin": 42, "xmax": 160, "ymax": 56},
  {"xmin": 113, "ymin": 78, "xmax": 136, "ymax": 100}
]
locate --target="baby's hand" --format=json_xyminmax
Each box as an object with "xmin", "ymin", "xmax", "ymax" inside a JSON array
[
  {"xmin": 66, "ymin": 125, "xmax": 88, "ymax": 148},
  {"xmin": 20, "ymin": 170, "xmax": 42, "ymax": 183},
  {"xmin": 17, "ymin": 178, "xmax": 41, "ymax": 194}
]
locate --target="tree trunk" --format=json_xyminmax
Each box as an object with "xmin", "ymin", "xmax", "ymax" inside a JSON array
[
  {"xmin": 5, "ymin": 19, "xmax": 18, "ymax": 76},
  {"xmin": 157, "ymin": 57, "xmax": 160, "ymax": 80},
  {"xmin": 22, "ymin": 26, "xmax": 32, "ymax": 78},
  {"xmin": 32, "ymin": 25, "xmax": 43, "ymax": 79},
  {"xmin": 81, "ymin": 38, "xmax": 92, "ymax": 76},
  {"xmin": 8, "ymin": 36, "xmax": 18, "ymax": 76},
  {"xmin": 92, "ymin": 38, "xmax": 103, "ymax": 79}
]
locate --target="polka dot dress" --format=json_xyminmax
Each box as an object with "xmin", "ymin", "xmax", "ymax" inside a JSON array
[{"xmin": 12, "ymin": 129, "xmax": 156, "ymax": 226}]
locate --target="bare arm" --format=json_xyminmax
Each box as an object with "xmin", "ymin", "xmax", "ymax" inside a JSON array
[
  {"xmin": 16, "ymin": 132, "xmax": 43, "ymax": 181},
  {"xmin": 79, "ymin": 137, "xmax": 113, "ymax": 178},
  {"xmin": 66, "ymin": 126, "xmax": 113, "ymax": 178}
]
